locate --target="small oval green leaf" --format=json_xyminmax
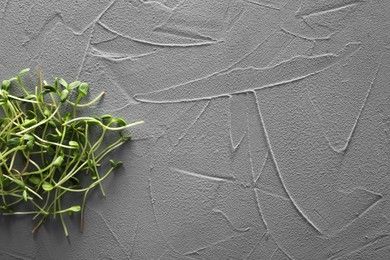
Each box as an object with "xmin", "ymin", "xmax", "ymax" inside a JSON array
[
  {"xmin": 69, "ymin": 141, "xmax": 79, "ymax": 149},
  {"xmin": 59, "ymin": 78, "xmax": 68, "ymax": 88},
  {"xmin": 1, "ymin": 80, "xmax": 11, "ymax": 91},
  {"xmin": 60, "ymin": 89, "xmax": 69, "ymax": 103},
  {"xmin": 42, "ymin": 181, "xmax": 54, "ymax": 191},
  {"xmin": 53, "ymin": 156, "xmax": 64, "ymax": 167},
  {"xmin": 69, "ymin": 81, "xmax": 81, "ymax": 89},
  {"xmin": 23, "ymin": 190, "xmax": 28, "ymax": 202},
  {"xmin": 6, "ymin": 138, "xmax": 21, "ymax": 149},
  {"xmin": 28, "ymin": 176, "xmax": 41, "ymax": 185},
  {"xmin": 18, "ymin": 68, "xmax": 30, "ymax": 78},
  {"xmin": 78, "ymin": 82, "xmax": 89, "ymax": 97}
]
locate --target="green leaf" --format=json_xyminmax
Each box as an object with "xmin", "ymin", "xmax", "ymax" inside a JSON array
[
  {"xmin": 85, "ymin": 119, "xmax": 99, "ymax": 126},
  {"xmin": 26, "ymin": 140, "xmax": 34, "ymax": 151},
  {"xmin": 1, "ymin": 90, "xmax": 8, "ymax": 99},
  {"xmin": 13, "ymin": 179, "xmax": 25, "ymax": 188},
  {"xmin": 66, "ymin": 206, "xmax": 81, "ymax": 212},
  {"xmin": 22, "ymin": 134, "xmax": 35, "ymax": 142},
  {"xmin": 59, "ymin": 78, "xmax": 68, "ymax": 88},
  {"xmin": 24, "ymin": 94, "xmax": 36, "ymax": 100},
  {"xmin": 43, "ymin": 108, "xmax": 51, "ymax": 117},
  {"xmin": 111, "ymin": 117, "xmax": 126, "ymax": 126},
  {"xmin": 18, "ymin": 68, "xmax": 30, "ymax": 78},
  {"xmin": 60, "ymin": 89, "xmax": 69, "ymax": 103},
  {"xmin": 46, "ymin": 134, "xmax": 61, "ymax": 142},
  {"xmin": 42, "ymin": 181, "xmax": 54, "ymax": 191},
  {"xmin": 48, "ymin": 120, "xmax": 57, "ymax": 128},
  {"xmin": 68, "ymin": 81, "xmax": 81, "ymax": 89},
  {"xmin": 1, "ymin": 80, "xmax": 11, "ymax": 91},
  {"xmin": 53, "ymin": 156, "xmax": 64, "ymax": 167},
  {"xmin": 28, "ymin": 176, "xmax": 41, "ymax": 185},
  {"xmin": 100, "ymin": 114, "xmax": 112, "ymax": 120},
  {"xmin": 23, "ymin": 190, "xmax": 28, "ymax": 202},
  {"xmin": 78, "ymin": 82, "xmax": 89, "ymax": 97},
  {"xmin": 43, "ymin": 84, "xmax": 57, "ymax": 93},
  {"xmin": 6, "ymin": 138, "xmax": 20, "ymax": 149},
  {"xmin": 62, "ymin": 112, "xmax": 71, "ymax": 123},
  {"xmin": 69, "ymin": 141, "xmax": 79, "ymax": 149},
  {"xmin": 109, "ymin": 159, "xmax": 123, "ymax": 168},
  {"xmin": 22, "ymin": 118, "xmax": 37, "ymax": 127},
  {"xmin": 120, "ymin": 133, "xmax": 132, "ymax": 141}
]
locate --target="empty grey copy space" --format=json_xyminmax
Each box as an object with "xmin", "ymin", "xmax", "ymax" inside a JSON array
[{"xmin": 1, "ymin": 0, "xmax": 390, "ymax": 259}]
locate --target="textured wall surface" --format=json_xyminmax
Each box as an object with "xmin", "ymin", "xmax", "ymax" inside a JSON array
[{"xmin": 1, "ymin": 0, "xmax": 390, "ymax": 259}]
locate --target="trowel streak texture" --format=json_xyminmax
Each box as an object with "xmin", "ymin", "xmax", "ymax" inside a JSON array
[{"xmin": 1, "ymin": 0, "xmax": 390, "ymax": 259}]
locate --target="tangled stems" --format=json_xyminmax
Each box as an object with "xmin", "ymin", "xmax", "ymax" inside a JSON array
[{"xmin": 0, "ymin": 68, "xmax": 143, "ymax": 236}]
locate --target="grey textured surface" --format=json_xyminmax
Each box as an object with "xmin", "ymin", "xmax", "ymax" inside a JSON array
[{"xmin": 1, "ymin": 0, "xmax": 390, "ymax": 259}]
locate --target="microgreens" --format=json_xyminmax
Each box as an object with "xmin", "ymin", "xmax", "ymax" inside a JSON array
[{"xmin": 0, "ymin": 68, "xmax": 143, "ymax": 236}]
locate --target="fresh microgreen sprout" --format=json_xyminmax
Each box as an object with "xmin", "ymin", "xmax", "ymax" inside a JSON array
[{"xmin": 0, "ymin": 68, "xmax": 143, "ymax": 236}]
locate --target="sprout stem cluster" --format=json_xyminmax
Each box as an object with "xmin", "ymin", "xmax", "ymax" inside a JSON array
[{"xmin": 0, "ymin": 68, "xmax": 143, "ymax": 236}]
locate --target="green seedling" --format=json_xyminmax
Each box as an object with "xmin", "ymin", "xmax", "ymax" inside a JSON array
[{"xmin": 0, "ymin": 68, "xmax": 143, "ymax": 236}]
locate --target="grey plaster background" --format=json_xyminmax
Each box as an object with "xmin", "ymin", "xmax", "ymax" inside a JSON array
[{"xmin": 1, "ymin": 0, "xmax": 390, "ymax": 259}]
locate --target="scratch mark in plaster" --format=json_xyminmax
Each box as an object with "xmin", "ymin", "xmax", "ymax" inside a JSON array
[
  {"xmin": 141, "ymin": 0, "xmax": 176, "ymax": 11},
  {"xmin": 226, "ymin": 29, "xmax": 279, "ymax": 71},
  {"xmin": 255, "ymin": 187, "xmax": 289, "ymax": 201},
  {"xmin": 298, "ymin": 1, "xmax": 362, "ymax": 18},
  {"xmin": 91, "ymin": 34, "xmax": 119, "ymax": 45},
  {"xmin": 171, "ymin": 167, "xmax": 236, "ymax": 183},
  {"xmin": 147, "ymin": 176, "xmax": 178, "ymax": 253},
  {"xmin": 248, "ymin": 147, "xmax": 256, "ymax": 183},
  {"xmin": 128, "ymin": 222, "xmax": 140, "ymax": 259},
  {"xmin": 305, "ymin": 91, "xmax": 339, "ymax": 153},
  {"xmin": 280, "ymin": 26, "xmax": 337, "ymax": 41},
  {"xmin": 134, "ymin": 42, "xmax": 361, "ymax": 103},
  {"xmin": 256, "ymin": 152, "xmax": 269, "ymax": 183},
  {"xmin": 73, "ymin": 0, "xmax": 117, "ymax": 35},
  {"xmin": 88, "ymin": 207, "xmax": 131, "ymax": 259},
  {"xmin": 77, "ymin": 32, "xmax": 92, "ymax": 79},
  {"xmin": 374, "ymin": 242, "xmax": 390, "ymax": 251},
  {"xmin": 296, "ymin": 0, "xmax": 365, "ymax": 18},
  {"xmin": 243, "ymin": 0, "xmax": 281, "ymax": 11},
  {"xmin": 254, "ymin": 189, "xmax": 310, "ymax": 260},
  {"xmin": 98, "ymin": 21, "xmax": 222, "ymax": 47},
  {"xmin": 253, "ymin": 90, "xmax": 324, "ymax": 235},
  {"xmin": 228, "ymin": 107, "xmax": 248, "ymax": 152},
  {"xmin": 335, "ymin": 56, "xmax": 382, "ymax": 154},
  {"xmin": 76, "ymin": 0, "xmax": 117, "ymax": 78},
  {"xmin": 212, "ymin": 209, "xmax": 251, "ymax": 232},
  {"xmin": 153, "ymin": 26, "xmax": 219, "ymax": 43},
  {"xmin": 267, "ymin": 34, "xmax": 296, "ymax": 66},
  {"xmin": 22, "ymin": 12, "xmax": 63, "ymax": 47},
  {"xmin": 314, "ymin": 208, "xmax": 330, "ymax": 226},
  {"xmin": 90, "ymin": 46, "xmax": 157, "ymax": 61},
  {"xmin": 254, "ymin": 189, "xmax": 271, "ymax": 229},
  {"xmin": 245, "ymin": 237, "xmax": 262, "ymax": 260},
  {"xmin": 245, "ymin": 92, "xmax": 268, "ymax": 184},
  {"xmin": 269, "ymin": 248, "xmax": 279, "ymax": 260},
  {"xmin": 336, "ymin": 191, "xmax": 383, "ymax": 234},
  {"xmin": 184, "ymin": 231, "xmax": 255, "ymax": 257},
  {"xmin": 225, "ymin": 4, "xmax": 244, "ymax": 32},
  {"xmin": 330, "ymin": 234, "xmax": 390, "ymax": 260},
  {"xmin": 169, "ymin": 101, "xmax": 210, "ymax": 153},
  {"xmin": 157, "ymin": 249, "xmax": 170, "ymax": 260}
]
